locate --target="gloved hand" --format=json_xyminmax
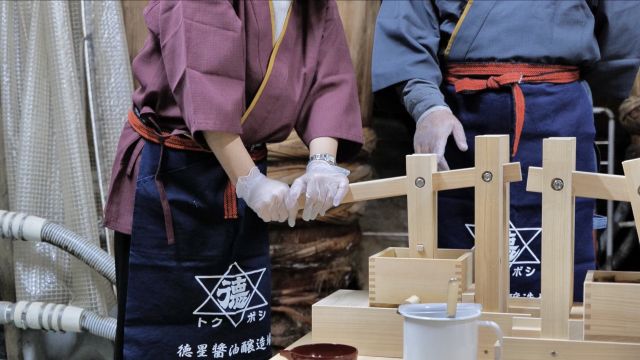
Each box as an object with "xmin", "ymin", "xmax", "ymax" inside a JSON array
[
  {"xmin": 235, "ymin": 166, "xmax": 290, "ymax": 223},
  {"xmin": 415, "ymin": 108, "xmax": 468, "ymax": 170},
  {"xmin": 285, "ymin": 160, "xmax": 350, "ymax": 227}
]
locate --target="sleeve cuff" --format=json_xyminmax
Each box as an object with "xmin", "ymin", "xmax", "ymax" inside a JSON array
[{"xmin": 402, "ymin": 79, "xmax": 449, "ymax": 122}]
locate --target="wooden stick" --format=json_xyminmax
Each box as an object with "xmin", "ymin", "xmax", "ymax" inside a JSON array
[
  {"xmin": 341, "ymin": 176, "xmax": 406, "ymax": 204},
  {"xmin": 474, "ymin": 135, "xmax": 510, "ymax": 313},
  {"xmin": 404, "ymin": 295, "xmax": 421, "ymax": 304},
  {"xmin": 295, "ymin": 176, "xmax": 407, "ymax": 210},
  {"xmin": 406, "ymin": 154, "xmax": 438, "ymax": 258},
  {"xmin": 622, "ymin": 159, "xmax": 640, "ymax": 244},
  {"xmin": 540, "ymin": 138, "xmax": 576, "ymax": 339},
  {"xmin": 447, "ymin": 277, "xmax": 459, "ymax": 318}
]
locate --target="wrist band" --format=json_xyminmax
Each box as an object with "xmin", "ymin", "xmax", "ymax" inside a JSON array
[{"xmin": 309, "ymin": 153, "xmax": 336, "ymax": 166}]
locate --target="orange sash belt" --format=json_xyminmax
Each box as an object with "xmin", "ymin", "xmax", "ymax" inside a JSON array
[
  {"xmin": 446, "ymin": 63, "xmax": 580, "ymax": 156},
  {"xmin": 128, "ymin": 110, "xmax": 267, "ymax": 244}
]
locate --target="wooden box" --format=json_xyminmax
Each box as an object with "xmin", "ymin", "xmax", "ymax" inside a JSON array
[
  {"xmin": 312, "ymin": 290, "xmax": 509, "ymax": 359},
  {"xmin": 368, "ymin": 247, "xmax": 473, "ymax": 306},
  {"xmin": 584, "ymin": 270, "xmax": 640, "ymax": 342},
  {"xmin": 312, "ymin": 289, "xmax": 403, "ymax": 358}
]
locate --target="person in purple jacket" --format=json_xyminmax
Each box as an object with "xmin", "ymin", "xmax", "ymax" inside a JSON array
[{"xmin": 104, "ymin": 1, "xmax": 363, "ymax": 358}]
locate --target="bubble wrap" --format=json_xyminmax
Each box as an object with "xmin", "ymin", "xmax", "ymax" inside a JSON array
[{"xmin": 0, "ymin": 0, "xmax": 131, "ymax": 316}]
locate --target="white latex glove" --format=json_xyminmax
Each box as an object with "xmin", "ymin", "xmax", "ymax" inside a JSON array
[
  {"xmin": 285, "ymin": 160, "xmax": 350, "ymax": 227},
  {"xmin": 235, "ymin": 166, "xmax": 290, "ymax": 223},
  {"xmin": 415, "ymin": 108, "xmax": 468, "ymax": 170}
]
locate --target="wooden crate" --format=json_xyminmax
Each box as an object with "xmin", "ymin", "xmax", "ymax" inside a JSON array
[
  {"xmin": 584, "ymin": 270, "xmax": 640, "ymax": 342},
  {"xmin": 368, "ymin": 247, "xmax": 473, "ymax": 306}
]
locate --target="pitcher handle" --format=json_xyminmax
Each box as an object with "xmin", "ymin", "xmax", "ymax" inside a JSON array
[{"xmin": 479, "ymin": 320, "xmax": 503, "ymax": 360}]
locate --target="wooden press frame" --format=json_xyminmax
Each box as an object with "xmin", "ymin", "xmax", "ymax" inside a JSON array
[
  {"xmin": 307, "ymin": 136, "xmax": 640, "ymax": 359},
  {"xmin": 336, "ymin": 135, "xmax": 522, "ymax": 309}
]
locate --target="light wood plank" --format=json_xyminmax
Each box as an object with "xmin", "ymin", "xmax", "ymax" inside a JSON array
[
  {"xmin": 511, "ymin": 317, "xmax": 583, "ymax": 340},
  {"xmin": 474, "ymin": 135, "xmax": 510, "ymax": 312},
  {"xmin": 432, "ymin": 162, "xmax": 521, "ymax": 191},
  {"xmin": 336, "ymin": 160, "xmax": 521, "ymax": 206},
  {"xmin": 540, "ymin": 138, "xmax": 576, "ymax": 339},
  {"xmin": 502, "ymin": 337, "xmax": 640, "ymax": 360},
  {"xmin": 622, "ymin": 159, "xmax": 640, "ymax": 244},
  {"xmin": 406, "ymin": 155, "xmax": 438, "ymax": 258},
  {"xmin": 527, "ymin": 167, "xmax": 629, "ymax": 201}
]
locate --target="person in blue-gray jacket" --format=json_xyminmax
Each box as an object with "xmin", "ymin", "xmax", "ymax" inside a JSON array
[{"xmin": 373, "ymin": 0, "xmax": 640, "ymax": 300}]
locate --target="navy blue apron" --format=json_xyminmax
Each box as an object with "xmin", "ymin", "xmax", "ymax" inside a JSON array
[
  {"xmin": 438, "ymin": 81, "xmax": 596, "ymax": 301},
  {"xmin": 122, "ymin": 141, "xmax": 271, "ymax": 359}
]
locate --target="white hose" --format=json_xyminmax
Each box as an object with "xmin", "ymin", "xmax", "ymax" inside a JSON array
[
  {"xmin": 0, "ymin": 210, "xmax": 116, "ymax": 284},
  {"xmin": 0, "ymin": 301, "xmax": 116, "ymax": 341},
  {"xmin": 80, "ymin": 310, "xmax": 117, "ymax": 341}
]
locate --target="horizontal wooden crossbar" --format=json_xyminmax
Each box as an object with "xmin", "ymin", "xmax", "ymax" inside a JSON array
[
  {"xmin": 527, "ymin": 167, "xmax": 629, "ymax": 201},
  {"xmin": 337, "ymin": 162, "xmax": 522, "ymax": 205}
]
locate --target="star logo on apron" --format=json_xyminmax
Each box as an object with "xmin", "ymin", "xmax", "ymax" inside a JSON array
[
  {"xmin": 464, "ymin": 221, "xmax": 541, "ymax": 267},
  {"xmin": 193, "ymin": 262, "xmax": 268, "ymax": 327}
]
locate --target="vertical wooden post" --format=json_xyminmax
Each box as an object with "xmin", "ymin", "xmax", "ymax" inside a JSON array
[
  {"xmin": 622, "ymin": 159, "xmax": 640, "ymax": 241},
  {"xmin": 406, "ymin": 154, "xmax": 438, "ymax": 258},
  {"xmin": 540, "ymin": 138, "xmax": 576, "ymax": 339},
  {"xmin": 474, "ymin": 135, "xmax": 509, "ymax": 312}
]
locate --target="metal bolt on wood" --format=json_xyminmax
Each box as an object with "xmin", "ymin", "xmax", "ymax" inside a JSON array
[
  {"xmin": 415, "ymin": 177, "xmax": 426, "ymax": 188},
  {"xmin": 416, "ymin": 244, "xmax": 425, "ymax": 253},
  {"xmin": 481, "ymin": 171, "xmax": 493, "ymax": 182},
  {"xmin": 550, "ymin": 350, "xmax": 557, "ymax": 357},
  {"xmin": 551, "ymin": 178, "xmax": 564, "ymax": 191}
]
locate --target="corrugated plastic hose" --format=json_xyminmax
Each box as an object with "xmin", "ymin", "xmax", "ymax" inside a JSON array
[
  {"xmin": 0, "ymin": 301, "xmax": 116, "ymax": 341},
  {"xmin": 80, "ymin": 309, "xmax": 117, "ymax": 341},
  {"xmin": 1, "ymin": 210, "xmax": 117, "ymax": 340},
  {"xmin": 41, "ymin": 222, "xmax": 116, "ymax": 284},
  {"xmin": 0, "ymin": 210, "xmax": 116, "ymax": 284}
]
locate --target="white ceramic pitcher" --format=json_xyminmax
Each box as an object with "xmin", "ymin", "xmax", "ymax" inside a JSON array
[{"xmin": 398, "ymin": 303, "xmax": 503, "ymax": 360}]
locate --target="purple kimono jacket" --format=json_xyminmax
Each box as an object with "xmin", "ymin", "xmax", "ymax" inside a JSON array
[{"xmin": 104, "ymin": 0, "xmax": 363, "ymax": 234}]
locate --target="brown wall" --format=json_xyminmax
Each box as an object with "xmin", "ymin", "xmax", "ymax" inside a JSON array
[{"xmin": 121, "ymin": 0, "xmax": 148, "ymax": 63}]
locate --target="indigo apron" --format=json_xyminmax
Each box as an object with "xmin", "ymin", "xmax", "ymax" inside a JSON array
[
  {"xmin": 438, "ymin": 80, "xmax": 596, "ymax": 301},
  {"xmin": 121, "ymin": 141, "xmax": 271, "ymax": 360}
]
